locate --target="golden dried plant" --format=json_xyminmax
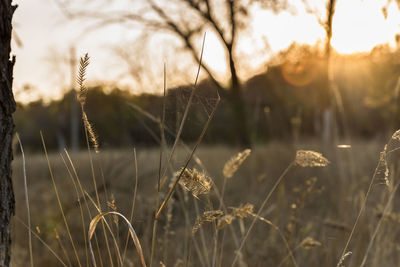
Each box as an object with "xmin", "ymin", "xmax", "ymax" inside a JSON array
[
  {"xmin": 192, "ymin": 210, "xmax": 223, "ymax": 235},
  {"xmin": 230, "ymin": 203, "xmax": 254, "ymax": 218},
  {"xmin": 76, "ymin": 53, "xmax": 90, "ymax": 105},
  {"xmin": 217, "ymin": 214, "xmax": 235, "ymax": 229},
  {"xmin": 300, "ymin": 237, "xmax": 322, "ymax": 249},
  {"xmin": 391, "ymin": 129, "xmax": 400, "ymax": 141},
  {"xmin": 82, "ymin": 112, "xmax": 99, "ymax": 153},
  {"xmin": 176, "ymin": 168, "xmax": 212, "ymax": 198},
  {"xmin": 295, "ymin": 150, "xmax": 329, "ymax": 167},
  {"xmin": 76, "ymin": 53, "xmax": 99, "ymax": 153},
  {"xmin": 223, "ymin": 149, "xmax": 251, "ymax": 178}
]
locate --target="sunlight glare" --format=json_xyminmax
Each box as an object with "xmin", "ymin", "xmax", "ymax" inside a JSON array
[{"xmin": 331, "ymin": 0, "xmax": 400, "ymax": 54}]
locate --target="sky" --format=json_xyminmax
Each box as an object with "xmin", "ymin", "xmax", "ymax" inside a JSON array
[{"xmin": 11, "ymin": 0, "xmax": 400, "ymax": 103}]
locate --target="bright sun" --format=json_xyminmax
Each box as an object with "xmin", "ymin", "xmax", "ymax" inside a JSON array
[{"xmin": 331, "ymin": 0, "xmax": 400, "ymax": 54}]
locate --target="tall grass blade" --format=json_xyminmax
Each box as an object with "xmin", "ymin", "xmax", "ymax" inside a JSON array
[
  {"xmin": 16, "ymin": 133, "xmax": 34, "ymax": 267},
  {"xmin": 88, "ymin": 211, "xmax": 147, "ymax": 267},
  {"xmin": 40, "ymin": 131, "xmax": 82, "ymax": 267}
]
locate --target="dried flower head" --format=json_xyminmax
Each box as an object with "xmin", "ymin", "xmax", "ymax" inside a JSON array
[
  {"xmin": 76, "ymin": 53, "xmax": 90, "ymax": 105},
  {"xmin": 82, "ymin": 112, "xmax": 99, "ymax": 153},
  {"xmin": 176, "ymin": 168, "xmax": 212, "ymax": 198},
  {"xmin": 377, "ymin": 148, "xmax": 390, "ymax": 186},
  {"xmin": 217, "ymin": 214, "xmax": 235, "ymax": 229},
  {"xmin": 223, "ymin": 149, "xmax": 251, "ymax": 178},
  {"xmin": 391, "ymin": 129, "xmax": 400, "ymax": 141},
  {"xmin": 295, "ymin": 150, "xmax": 329, "ymax": 167},
  {"xmin": 300, "ymin": 237, "xmax": 321, "ymax": 249},
  {"xmin": 338, "ymin": 251, "xmax": 352, "ymax": 267},
  {"xmin": 230, "ymin": 203, "xmax": 254, "ymax": 218},
  {"xmin": 192, "ymin": 210, "xmax": 223, "ymax": 235}
]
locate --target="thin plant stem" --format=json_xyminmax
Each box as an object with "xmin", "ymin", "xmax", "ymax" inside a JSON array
[
  {"xmin": 123, "ymin": 148, "xmax": 139, "ymax": 263},
  {"xmin": 40, "ymin": 132, "xmax": 82, "ymax": 267},
  {"xmin": 157, "ymin": 32, "xmax": 207, "ymax": 197},
  {"xmin": 16, "ymin": 217, "xmax": 68, "ymax": 267},
  {"xmin": 359, "ymin": 183, "xmax": 400, "ymax": 267},
  {"xmin": 232, "ymin": 162, "xmax": 295, "ymax": 266},
  {"xmin": 55, "ymin": 229, "xmax": 73, "ymax": 267},
  {"xmin": 156, "ymin": 90, "xmax": 220, "ymax": 218},
  {"xmin": 64, "ymin": 148, "xmax": 103, "ymax": 267},
  {"xmin": 81, "ymin": 107, "xmax": 114, "ymax": 267},
  {"xmin": 150, "ymin": 62, "xmax": 168, "ymax": 267},
  {"xmin": 16, "ymin": 133, "xmax": 34, "ymax": 267},
  {"xmin": 60, "ymin": 153, "xmax": 90, "ymax": 267},
  {"xmin": 336, "ymin": 159, "xmax": 381, "ymax": 267}
]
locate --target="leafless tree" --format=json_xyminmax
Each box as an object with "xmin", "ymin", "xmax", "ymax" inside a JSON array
[
  {"xmin": 0, "ymin": 1, "xmax": 17, "ymax": 266},
  {"xmin": 57, "ymin": 0, "xmax": 289, "ymax": 146}
]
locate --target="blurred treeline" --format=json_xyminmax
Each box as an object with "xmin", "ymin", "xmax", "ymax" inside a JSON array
[{"xmin": 15, "ymin": 44, "xmax": 400, "ymax": 151}]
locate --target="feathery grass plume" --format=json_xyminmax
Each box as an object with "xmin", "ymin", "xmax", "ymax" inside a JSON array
[
  {"xmin": 300, "ymin": 237, "xmax": 322, "ymax": 249},
  {"xmin": 377, "ymin": 146, "xmax": 390, "ymax": 186},
  {"xmin": 217, "ymin": 214, "xmax": 235, "ymax": 229},
  {"xmin": 107, "ymin": 194, "xmax": 119, "ymax": 225},
  {"xmin": 192, "ymin": 210, "xmax": 223, "ymax": 235},
  {"xmin": 76, "ymin": 53, "xmax": 90, "ymax": 105},
  {"xmin": 391, "ymin": 129, "xmax": 400, "ymax": 141},
  {"xmin": 82, "ymin": 112, "xmax": 99, "ymax": 153},
  {"xmin": 223, "ymin": 149, "xmax": 251, "ymax": 178},
  {"xmin": 76, "ymin": 53, "xmax": 99, "ymax": 153},
  {"xmin": 337, "ymin": 251, "xmax": 352, "ymax": 267},
  {"xmin": 176, "ymin": 167, "xmax": 212, "ymax": 198},
  {"xmin": 295, "ymin": 150, "xmax": 329, "ymax": 167},
  {"xmin": 230, "ymin": 203, "xmax": 254, "ymax": 218}
]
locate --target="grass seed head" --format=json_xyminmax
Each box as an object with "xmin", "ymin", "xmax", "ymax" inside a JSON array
[
  {"xmin": 77, "ymin": 53, "xmax": 90, "ymax": 105},
  {"xmin": 300, "ymin": 237, "xmax": 322, "ymax": 249},
  {"xmin": 192, "ymin": 210, "xmax": 223, "ymax": 235},
  {"xmin": 295, "ymin": 150, "xmax": 329, "ymax": 167},
  {"xmin": 223, "ymin": 149, "xmax": 251, "ymax": 178},
  {"xmin": 177, "ymin": 168, "xmax": 212, "ymax": 198},
  {"xmin": 230, "ymin": 203, "xmax": 254, "ymax": 218},
  {"xmin": 217, "ymin": 214, "xmax": 235, "ymax": 229},
  {"xmin": 82, "ymin": 112, "xmax": 99, "ymax": 153},
  {"xmin": 391, "ymin": 129, "xmax": 400, "ymax": 141}
]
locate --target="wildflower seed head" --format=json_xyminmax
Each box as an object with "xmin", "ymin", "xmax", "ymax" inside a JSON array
[
  {"xmin": 192, "ymin": 210, "xmax": 223, "ymax": 235},
  {"xmin": 295, "ymin": 150, "xmax": 329, "ymax": 167},
  {"xmin": 82, "ymin": 112, "xmax": 99, "ymax": 153},
  {"xmin": 76, "ymin": 53, "xmax": 90, "ymax": 105},
  {"xmin": 176, "ymin": 168, "xmax": 212, "ymax": 198},
  {"xmin": 391, "ymin": 129, "xmax": 400, "ymax": 141},
  {"xmin": 300, "ymin": 237, "xmax": 321, "ymax": 249},
  {"xmin": 223, "ymin": 149, "xmax": 251, "ymax": 178},
  {"xmin": 230, "ymin": 203, "xmax": 254, "ymax": 218},
  {"xmin": 217, "ymin": 214, "xmax": 235, "ymax": 229},
  {"xmin": 377, "ymin": 150, "xmax": 390, "ymax": 186}
]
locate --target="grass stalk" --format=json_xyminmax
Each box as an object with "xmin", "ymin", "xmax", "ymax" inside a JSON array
[
  {"xmin": 60, "ymin": 153, "xmax": 90, "ymax": 266},
  {"xmin": 16, "ymin": 133, "xmax": 34, "ymax": 267},
  {"xmin": 359, "ymin": 182, "xmax": 400, "ymax": 267},
  {"xmin": 232, "ymin": 161, "xmax": 295, "ymax": 266},
  {"xmin": 122, "ymin": 148, "xmax": 139, "ymax": 263},
  {"xmin": 64, "ymin": 148, "xmax": 104, "ymax": 267},
  {"xmin": 40, "ymin": 131, "xmax": 82, "ymax": 267},
  {"xmin": 16, "ymin": 217, "xmax": 68, "ymax": 267}
]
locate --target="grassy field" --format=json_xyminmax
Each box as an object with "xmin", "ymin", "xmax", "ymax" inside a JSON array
[{"xmin": 10, "ymin": 138, "xmax": 400, "ymax": 267}]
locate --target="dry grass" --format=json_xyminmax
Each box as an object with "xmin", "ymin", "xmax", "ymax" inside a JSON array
[
  {"xmin": 10, "ymin": 49, "xmax": 400, "ymax": 267},
  {"xmin": 10, "ymin": 138, "xmax": 400, "ymax": 266}
]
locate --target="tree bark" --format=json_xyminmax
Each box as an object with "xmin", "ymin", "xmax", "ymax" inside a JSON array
[{"xmin": 0, "ymin": 1, "xmax": 17, "ymax": 266}]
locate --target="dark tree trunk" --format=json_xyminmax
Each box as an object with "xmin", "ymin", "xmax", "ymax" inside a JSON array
[
  {"xmin": 227, "ymin": 40, "xmax": 251, "ymax": 147},
  {"xmin": 228, "ymin": 83, "xmax": 251, "ymax": 147},
  {"xmin": 0, "ymin": 1, "xmax": 17, "ymax": 266}
]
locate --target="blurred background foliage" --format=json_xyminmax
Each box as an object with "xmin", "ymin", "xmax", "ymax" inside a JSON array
[{"xmin": 14, "ymin": 43, "xmax": 400, "ymax": 151}]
